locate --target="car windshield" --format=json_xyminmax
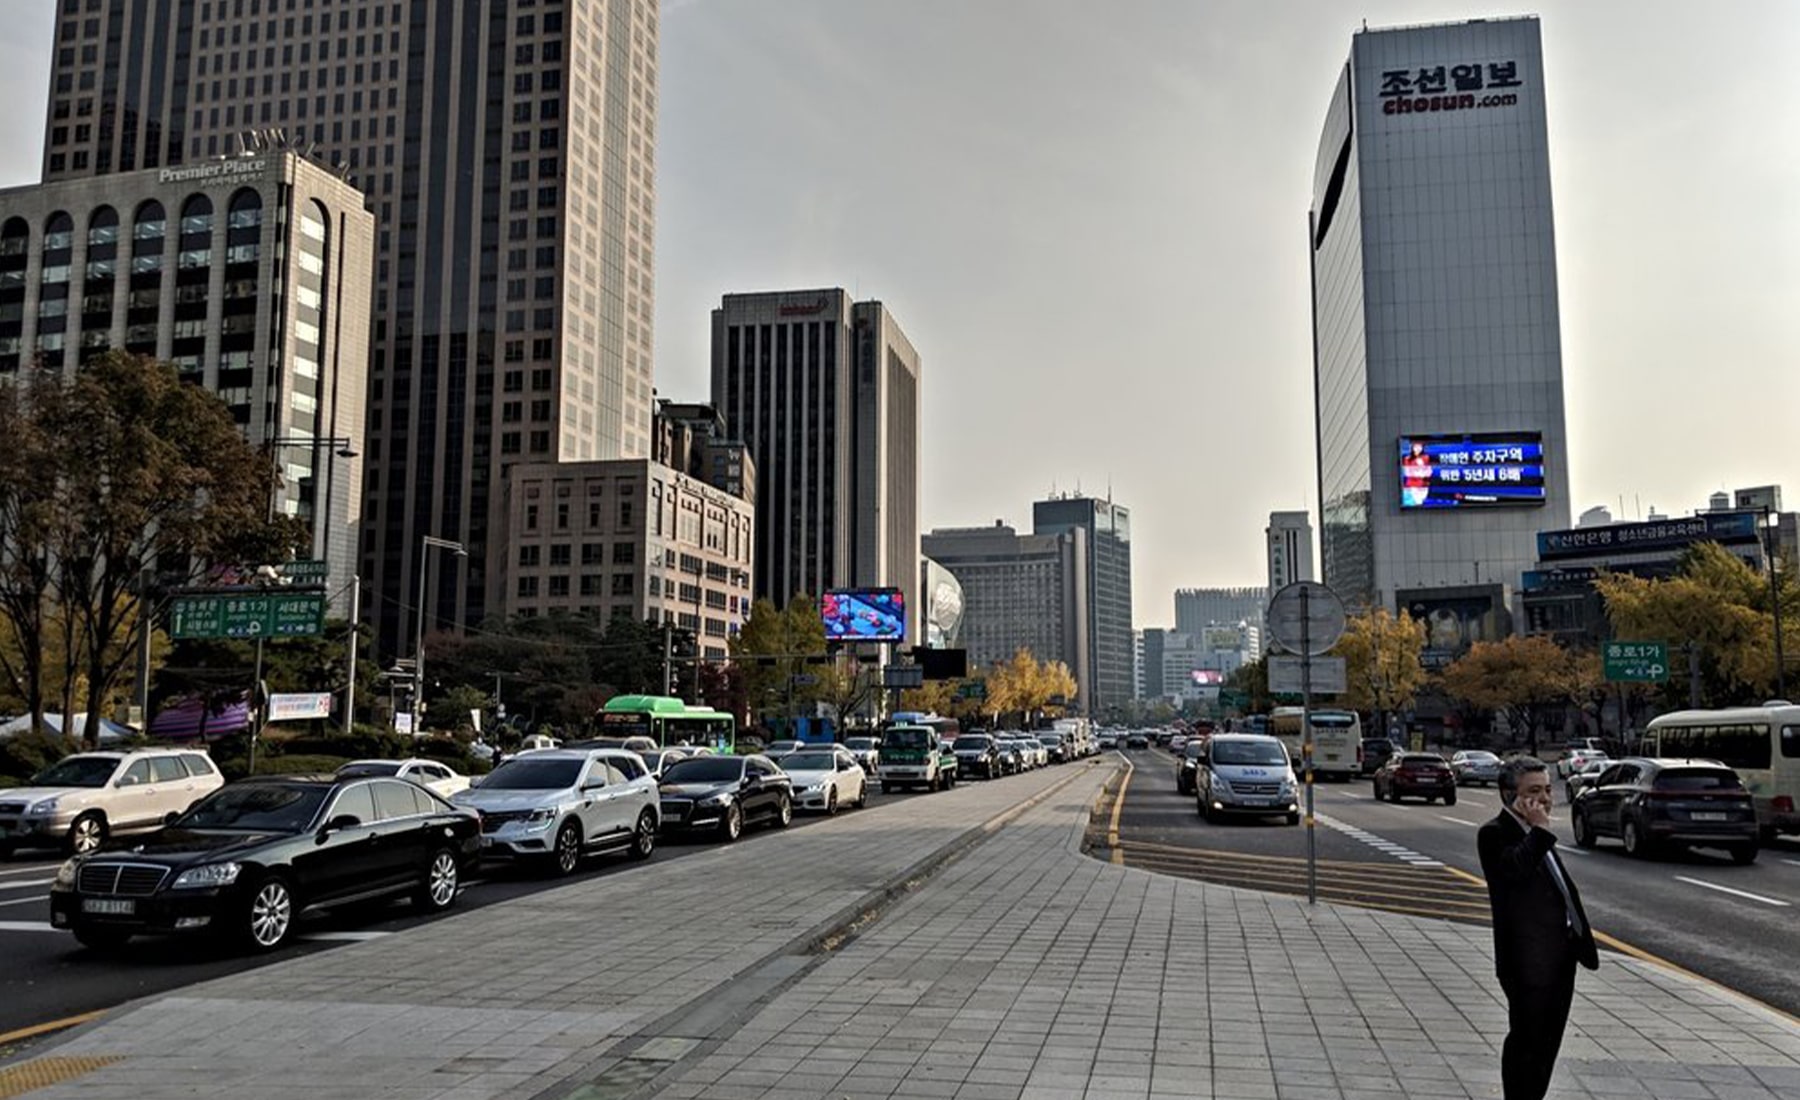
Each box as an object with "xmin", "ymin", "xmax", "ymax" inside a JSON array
[
  {"xmin": 1185, "ymin": 742, "xmax": 1207, "ymax": 759},
  {"xmin": 336, "ymin": 762, "xmax": 402, "ymax": 777},
  {"xmin": 884, "ymin": 728, "xmax": 931, "ymax": 749},
  {"xmin": 479, "ymin": 758, "xmax": 584, "ymax": 790},
  {"xmin": 783, "ymin": 752, "xmax": 837, "ymax": 771},
  {"xmin": 953, "ymin": 736, "xmax": 990, "ymax": 750},
  {"xmin": 29, "ymin": 756, "xmax": 120, "ymax": 788},
  {"xmin": 662, "ymin": 758, "xmax": 746, "ymax": 783},
  {"xmin": 1654, "ymin": 769, "xmax": 1743, "ymax": 792},
  {"xmin": 1464, "ymin": 752, "xmax": 1499, "ymax": 762},
  {"xmin": 1038, "ymin": 736, "xmax": 1060, "ymax": 745},
  {"xmin": 1211, "ymin": 741, "xmax": 1287, "ymax": 767},
  {"xmin": 178, "ymin": 784, "xmax": 329, "ymax": 831}
]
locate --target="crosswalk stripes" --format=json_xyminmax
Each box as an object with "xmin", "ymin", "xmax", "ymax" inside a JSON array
[{"xmin": 1316, "ymin": 812, "xmax": 1444, "ymax": 866}]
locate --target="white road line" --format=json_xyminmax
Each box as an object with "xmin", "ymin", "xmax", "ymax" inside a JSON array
[
  {"xmin": 1315, "ymin": 813, "xmax": 1443, "ymax": 867},
  {"xmin": 1672, "ymin": 876, "xmax": 1791, "ymax": 907},
  {"xmin": 1783, "ymin": 859, "xmax": 1800, "ymax": 868},
  {"xmin": 0, "ymin": 878, "xmax": 54, "ymax": 891},
  {"xmin": 1438, "ymin": 815, "xmax": 1479, "ymax": 826},
  {"xmin": 302, "ymin": 930, "xmax": 392, "ymax": 942},
  {"xmin": 1557, "ymin": 846, "xmax": 1591, "ymax": 856},
  {"xmin": 0, "ymin": 864, "xmax": 60, "ymax": 878},
  {"xmin": 0, "ymin": 920, "xmax": 57, "ymax": 933},
  {"xmin": 0, "ymin": 894, "xmax": 47, "ymax": 907}
]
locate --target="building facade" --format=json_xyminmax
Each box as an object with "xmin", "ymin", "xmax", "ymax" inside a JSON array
[
  {"xmin": 1266, "ymin": 511, "xmax": 1315, "ymax": 592},
  {"xmin": 710, "ymin": 289, "xmax": 921, "ymax": 626},
  {"xmin": 490, "ymin": 459, "xmax": 754, "ymax": 660},
  {"xmin": 1174, "ymin": 587, "xmax": 1266, "ymax": 638},
  {"xmin": 42, "ymin": 0, "xmax": 663, "ymax": 651},
  {"xmin": 0, "ymin": 152, "xmax": 372, "ymax": 603},
  {"xmin": 920, "ymin": 523, "xmax": 1091, "ymax": 713},
  {"xmin": 1311, "ymin": 17, "xmax": 1571, "ymax": 614},
  {"xmin": 1033, "ymin": 495, "xmax": 1132, "ymax": 714}
]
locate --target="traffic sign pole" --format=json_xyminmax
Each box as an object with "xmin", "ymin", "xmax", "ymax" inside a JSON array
[{"xmin": 1302, "ymin": 585, "xmax": 1316, "ymax": 906}]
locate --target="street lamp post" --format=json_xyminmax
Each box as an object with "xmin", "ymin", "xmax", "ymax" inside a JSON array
[
  {"xmin": 414, "ymin": 535, "xmax": 468, "ymax": 729},
  {"xmin": 1760, "ymin": 507, "xmax": 1787, "ymax": 699}
]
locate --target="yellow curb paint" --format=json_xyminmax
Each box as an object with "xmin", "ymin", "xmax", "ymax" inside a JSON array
[{"xmin": 0, "ymin": 1010, "xmax": 106, "ymax": 1048}]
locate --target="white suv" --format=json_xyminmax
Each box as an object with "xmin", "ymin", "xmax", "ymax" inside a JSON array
[
  {"xmin": 0, "ymin": 749, "xmax": 226, "ymax": 856},
  {"xmin": 452, "ymin": 749, "xmax": 659, "ymax": 876}
]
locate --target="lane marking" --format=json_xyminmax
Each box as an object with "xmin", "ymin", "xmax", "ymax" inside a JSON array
[
  {"xmin": 1107, "ymin": 754, "xmax": 1134, "ymax": 866},
  {"xmin": 1671, "ymin": 876, "xmax": 1791, "ymax": 908},
  {"xmin": 1782, "ymin": 859, "xmax": 1800, "ymax": 868},
  {"xmin": 0, "ymin": 879, "xmax": 54, "ymax": 892},
  {"xmin": 0, "ymin": 895, "xmax": 47, "ymax": 908},
  {"xmin": 303, "ymin": 930, "xmax": 393, "ymax": 941},
  {"xmin": 0, "ymin": 1009, "xmax": 107, "ymax": 1047},
  {"xmin": 1438, "ymin": 815, "xmax": 1479, "ymax": 826},
  {"xmin": 0, "ymin": 920, "xmax": 58, "ymax": 933},
  {"xmin": 1315, "ymin": 814, "xmax": 1443, "ymax": 867}
]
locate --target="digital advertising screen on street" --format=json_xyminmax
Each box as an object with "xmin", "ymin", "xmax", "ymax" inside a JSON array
[
  {"xmin": 821, "ymin": 588, "xmax": 907, "ymax": 642},
  {"xmin": 1399, "ymin": 432, "xmax": 1545, "ymax": 509}
]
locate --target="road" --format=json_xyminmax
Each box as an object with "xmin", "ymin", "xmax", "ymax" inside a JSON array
[
  {"xmin": 1099, "ymin": 744, "xmax": 1800, "ymax": 1019},
  {"xmin": 0, "ymin": 774, "xmax": 1000, "ymax": 1042}
]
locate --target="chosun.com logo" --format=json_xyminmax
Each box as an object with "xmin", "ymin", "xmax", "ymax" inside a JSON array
[{"xmin": 1384, "ymin": 91, "xmax": 1518, "ymax": 116}]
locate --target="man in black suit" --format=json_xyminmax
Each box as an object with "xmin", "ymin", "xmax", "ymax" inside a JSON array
[{"xmin": 1478, "ymin": 756, "xmax": 1599, "ymax": 1100}]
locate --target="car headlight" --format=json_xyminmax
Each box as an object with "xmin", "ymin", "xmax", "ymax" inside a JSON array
[
  {"xmin": 522, "ymin": 808, "xmax": 557, "ymax": 830},
  {"xmin": 173, "ymin": 862, "xmax": 242, "ymax": 889},
  {"xmin": 54, "ymin": 858, "xmax": 80, "ymax": 888},
  {"xmin": 1212, "ymin": 779, "xmax": 1233, "ymax": 794},
  {"xmin": 28, "ymin": 798, "xmax": 60, "ymax": 815},
  {"xmin": 699, "ymin": 794, "xmax": 730, "ymax": 807},
  {"xmin": 802, "ymin": 783, "xmax": 826, "ymax": 794}
]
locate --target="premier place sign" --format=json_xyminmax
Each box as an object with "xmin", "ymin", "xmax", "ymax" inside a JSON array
[{"xmin": 158, "ymin": 159, "xmax": 271, "ymax": 188}]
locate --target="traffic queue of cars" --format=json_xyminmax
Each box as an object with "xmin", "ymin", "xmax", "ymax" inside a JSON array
[{"xmin": 20, "ymin": 723, "xmax": 1083, "ymax": 956}]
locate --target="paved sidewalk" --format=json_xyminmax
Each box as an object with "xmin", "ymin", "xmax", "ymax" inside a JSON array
[{"xmin": 10, "ymin": 758, "xmax": 1800, "ymax": 1100}]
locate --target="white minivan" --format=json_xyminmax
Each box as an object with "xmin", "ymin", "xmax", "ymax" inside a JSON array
[{"xmin": 1196, "ymin": 734, "xmax": 1301, "ymax": 825}]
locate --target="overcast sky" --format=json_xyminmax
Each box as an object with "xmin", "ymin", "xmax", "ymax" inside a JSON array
[{"xmin": 4, "ymin": 2, "xmax": 1795, "ymax": 628}]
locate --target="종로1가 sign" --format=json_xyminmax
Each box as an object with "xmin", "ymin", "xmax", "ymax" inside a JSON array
[{"xmin": 1603, "ymin": 642, "xmax": 1668, "ymax": 683}]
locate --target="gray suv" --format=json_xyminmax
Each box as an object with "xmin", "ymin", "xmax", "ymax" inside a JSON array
[
  {"xmin": 0, "ymin": 749, "xmax": 226, "ymax": 856},
  {"xmin": 452, "ymin": 749, "xmax": 659, "ymax": 876}
]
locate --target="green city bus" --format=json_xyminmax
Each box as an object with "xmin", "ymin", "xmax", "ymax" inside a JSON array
[{"xmin": 594, "ymin": 694, "xmax": 737, "ymax": 751}]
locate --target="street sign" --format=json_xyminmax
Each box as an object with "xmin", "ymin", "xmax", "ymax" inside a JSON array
[
  {"xmin": 279, "ymin": 560, "xmax": 330, "ymax": 582},
  {"xmin": 1268, "ymin": 655, "xmax": 1347, "ymax": 695},
  {"xmin": 1603, "ymin": 641, "xmax": 1669, "ymax": 683},
  {"xmin": 883, "ymin": 665, "xmax": 925, "ymax": 689},
  {"xmin": 1219, "ymin": 688, "xmax": 1249, "ymax": 710},
  {"xmin": 957, "ymin": 681, "xmax": 987, "ymax": 700},
  {"xmin": 394, "ymin": 711, "xmax": 415, "ymax": 735},
  {"xmin": 169, "ymin": 592, "xmax": 327, "ymax": 639},
  {"xmin": 1266, "ymin": 582, "xmax": 1347, "ymax": 656},
  {"xmin": 268, "ymin": 692, "xmax": 333, "ymax": 722}
]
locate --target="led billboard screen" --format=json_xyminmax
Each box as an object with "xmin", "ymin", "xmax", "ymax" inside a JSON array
[
  {"xmin": 1399, "ymin": 432, "xmax": 1545, "ymax": 509},
  {"xmin": 821, "ymin": 588, "xmax": 907, "ymax": 642}
]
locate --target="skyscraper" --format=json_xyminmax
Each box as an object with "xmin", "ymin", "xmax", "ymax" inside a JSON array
[
  {"xmin": 1266, "ymin": 511, "xmax": 1315, "ymax": 592},
  {"xmin": 1310, "ymin": 17, "xmax": 1570, "ymax": 614},
  {"xmin": 42, "ymin": 0, "xmax": 662, "ymax": 651},
  {"xmin": 710, "ymin": 289, "xmax": 921, "ymax": 625},
  {"xmin": 1033, "ymin": 495, "xmax": 1131, "ymax": 714},
  {"xmin": 1174, "ymin": 587, "xmax": 1265, "ymax": 638}
]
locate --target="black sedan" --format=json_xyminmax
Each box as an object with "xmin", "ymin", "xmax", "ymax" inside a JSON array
[
  {"xmin": 49, "ymin": 776, "xmax": 479, "ymax": 953},
  {"xmin": 1571, "ymin": 758, "xmax": 1759, "ymax": 863},
  {"xmin": 656, "ymin": 755, "xmax": 793, "ymax": 841}
]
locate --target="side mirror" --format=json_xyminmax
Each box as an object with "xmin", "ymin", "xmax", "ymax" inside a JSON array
[
  {"xmin": 116, "ymin": 775, "xmax": 140, "ymax": 788},
  {"xmin": 322, "ymin": 814, "xmax": 361, "ymax": 835},
  {"xmin": 163, "ymin": 811, "xmax": 180, "ymax": 826}
]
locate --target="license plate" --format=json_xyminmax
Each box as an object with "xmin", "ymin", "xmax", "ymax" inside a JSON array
[
  {"xmin": 1691, "ymin": 812, "xmax": 1727, "ymax": 821},
  {"xmin": 1241, "ymin": 798, "xmax": 1271, "ymax": 807},
  {"xmin": 82, "ymin": 898, "xmax": 135, "ymax": 915}
]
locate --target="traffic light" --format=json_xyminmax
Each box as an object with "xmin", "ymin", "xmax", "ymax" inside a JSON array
[{"xmin": 671, "ymin": 628, "xmax": 698, "ymax": 660}]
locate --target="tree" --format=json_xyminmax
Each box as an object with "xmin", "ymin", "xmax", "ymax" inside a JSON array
[
  {"xmin": 0, "ymin": 375, "xmax": 57, "ymax": 731},
  {"xmin": 729, "ymin": 596, "xmax": 827, "ymax": 725},
  {"xmin": 899, "ymin": 678, "xmax": 956, "ymax": 716},
  {"xmin": 1224, "ymin": 656, "xmax": 1273, "ymax": 714},
  {"xmin": 0, "ymin": 354, "xmax": 303, "ymax": 745},
  {"xmin": 1331, "ymin": 608, "xmax": 1427, "ymax": 733},
  {"xmin": 1594, "ymin": 541, "xmax": 1792, "ymax": 708},
  {"xmin": 1439, "ymin": 635, "xmax": 1577, "ymax": 753}
]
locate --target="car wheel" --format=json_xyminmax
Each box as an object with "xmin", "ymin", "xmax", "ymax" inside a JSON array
[
  {"xmin": 66, "ymin": 812, "xmax": 106, "ymax": 856},
  {"xmin": 74, "ymin": 925, "xmax": 132, "ymax": 952},
  {"xmin": 552, "ymin": 821, "xmax": 582, "ymax": 876},
  {"xmin": 773, "ymin": 794, "xmax": 793, "ymax": 828},
  {"xmin": 628, "ymin": 810, "xmax": 657, "ymax": 861},
  {"xmin": 1201, "ymin": 796, "xmax": 1218, "ymax": 824},
  {"xmin": 415, "ymin": 847, "xmax": 460, "ymax": 912},
  {"xmin": 0, "ymin": 841, "xmax": 13, "ymax": 860},
  {"xmin": 855, "ymin": 783, "xmax": 868, "ymax": 809},
  {"xmin": 826, "ymin": 788, "xmax": 839, "ymax": 816},
  {"xmin": 1572, "ymin": 809, "xmax": 1596, "ymax": 848},
  {"xmin": 1729, "ymin": 843, "xmax": 1758, "ymax": 865},
  {"xmin": 719, "ymin": 802, "xmax": 743, "ymax": 842},
  {"xmin": 1565, "ymin": 783, "xmax": 1577, "ymax": 803},
  {"xmin": 1622, "ymin": 818, "xmax": 1652, "ymax": 859},
  {"xmin": 1445, "ymin": 790, "xmax": 1457, "ymax": 807},
  {"xmin": 241, "ymin": 875, "xmax": 295, "ymax": 952}
]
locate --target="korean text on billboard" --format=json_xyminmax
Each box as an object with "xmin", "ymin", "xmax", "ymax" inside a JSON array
[{"xmin": 1399, "ymin": 432, "xmax": 1545, "ymax": 510}]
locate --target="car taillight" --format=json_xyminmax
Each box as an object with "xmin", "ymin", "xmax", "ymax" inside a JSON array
[{"xmin": 1774, "ymin": 795, "xmax": 1796, "ymax": 814}]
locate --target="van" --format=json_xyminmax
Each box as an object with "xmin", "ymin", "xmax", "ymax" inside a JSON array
[
  {"xmin": 1196, "ymin": 734, "xmax": 1301, "ymax": 825},
  {"xmin": 879, "ymin": 725, "xmax": 944, "ymax": 792}
]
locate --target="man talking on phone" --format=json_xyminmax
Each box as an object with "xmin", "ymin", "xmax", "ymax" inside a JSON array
[{"xmin": 1478, "ymin": 756, "xmax": 1599, "ymax": 1100}]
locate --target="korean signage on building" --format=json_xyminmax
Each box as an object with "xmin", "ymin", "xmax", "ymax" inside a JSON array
[
  {"xmin": 1537, "ymin": 513, "xmax": 1758, "ymax": 562},
  {"xmin": 1379, "ymin": 60, "xmax": 1523, "ymax": 117},
  {"xmin": 1400, "ymin": 432, "xmax": 1545, "ymax": 509}
]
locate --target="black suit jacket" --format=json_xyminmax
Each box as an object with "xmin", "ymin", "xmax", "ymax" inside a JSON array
[{"xmin": 1478, "ymin": 809, "xmax": 1599, "ymax": 987}]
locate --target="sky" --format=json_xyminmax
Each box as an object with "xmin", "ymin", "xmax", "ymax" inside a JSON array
[{"xmin": 3, "ymin": 1, "xmax": 1796, "ymax": 629}]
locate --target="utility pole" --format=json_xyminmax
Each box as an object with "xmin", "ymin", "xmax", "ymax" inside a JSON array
[
  {"xmin": 661, "ymin": 621, "xmax": 674, "ymax": 696},
  {"xmin": 1686, "ymin": 641, "xmax": 1702, "ymax": 709},
  {"xmin": 341, "ymin": 575, "xmax": 360, "ymax": 734}
]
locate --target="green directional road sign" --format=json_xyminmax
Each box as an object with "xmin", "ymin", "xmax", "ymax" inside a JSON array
[
  {"xmin": 279, "ymin": 560, "xmax": 330, "ymax": 582},
  {"xmin": 1603, "ymin": 641, "xmax": 1669, "ymax": 683},
  {"xmin": 170, "ymin": 592, "xmax": 327, "ymax": 639},
  {"xmin": 957, "ymin": 681, "xmax": 987, "ymax": 701},
  {"xmin": 1219, "ymin": 689, "xmax": 1250, "ymax": 710}
]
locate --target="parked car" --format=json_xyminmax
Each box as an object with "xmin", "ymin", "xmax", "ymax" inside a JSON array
[
  {"xmin": 990, "ymin": 738, "xmax": 1022, "ymax": 776},
  {"xmin": 657, "ymin": 754, "xmax": 793, "ymax": 840},
  {"xmin": 779, "ymin": 747, "xmax": 867, "ymax": 814},
  {"xmin": 1175, "ymin": 739, "xmax": 1207, "ymax": 795},
  {"xmin": 452, "ymin": 749, "xmax": 660, "ymax": 875},
  {"xmin": 952, "ymin": 734, "xmax": 1001, "ymax": 779},
  {"xmin": 1371, "ymin": 753, "xmax": 1457, "ymax": 805},
  {"xmin": 1037, "ymin": 733, "xmax": 1069, "ymax": 764},
  {"xmin": 50, "ymin": 775, "xmax": 480, "ymax": 952},
  {"xmin": 1006, "ymin": 735, "xmax": 1044, "ymax": 770},
  {"xmin": 1564, "ymin": 759, "xmax": 1609, "ymax": 802},
  {"xmin": 1196, "ymin": 734, "xmax": 1300, "ymax": 825},
  {"xmin": 0, "ymin": 749, "xmax": 226, "ymax": 857},
  {"xmin": 335, "ymin": 758, "xmax": 471, "ymax": 800},
  {"xmin": 1359, "ymin": 738, "xmax": 1396, "ymax": 777},
  {"xmin": 1449, "ymin": 750, "xmax": 1502, "ymax": 787},
  {"xmin": 843, "ymin": 736, "xmax": 882, "ymax": 775},
  {"xmin": 1571, "ymin": 758, "xmax": 1759, "ymax": 863},
  {"xmin": 880, "ymin": 726, "xmax": 945, "ymax": 792}
]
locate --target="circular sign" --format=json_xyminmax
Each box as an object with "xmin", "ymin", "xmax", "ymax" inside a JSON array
[{"xmin": 1266, "ymin": 581, "xmax": 1347, "ymax": 656}]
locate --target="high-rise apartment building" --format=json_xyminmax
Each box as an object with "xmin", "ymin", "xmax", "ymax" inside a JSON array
[
  {"xmin": 43, "ymin": 1, "xmax": 662, "ymax": 651},
  {"xmin": 921, "ymin": 523, "xmax": 1090, "ymax": 712},
  {"xmin": 1266, "ymin": 511, "xmax": 1315, "ymax": 592},
  {"xmin": 1174, "ymin": 587, "xmax": 1265, "ymax": 637},
  {"xmin": 1310, "ymin": 17, "xmax": 1571, "ymax": 613},
  {"xmin": 0, "ymin": 153, "xmax": 372, "ymax": 603},
  {"xmin": 711, "ymin": 289, "xmax": 921, "ymax": 625},
  {"xmin": 1033, "ymin": 495, "xmax": 1131, "ymax": 714}
]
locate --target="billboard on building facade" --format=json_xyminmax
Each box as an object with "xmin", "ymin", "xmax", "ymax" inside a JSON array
[
  {"xmin": 821, "ymin": 588, "xmax": 907, "ymax": 642},
  {"xmin": 1399, "ymin": 432, "xmax": 1545, "ymax": 509}
]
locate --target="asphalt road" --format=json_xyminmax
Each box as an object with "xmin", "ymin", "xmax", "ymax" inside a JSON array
[
  {"xmin": 1104, "ymin": 744, "xmax": 1800, "ymax": 1020},
  {"xmin": 0, "ymin": 771, "xmax": 1036, "ymax": 1041}
]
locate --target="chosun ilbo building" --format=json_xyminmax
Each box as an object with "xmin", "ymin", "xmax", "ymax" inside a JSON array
[
  {"xmin": 0, "ymin": 152, "xmax": 373, "ymax": 603},
  {"xmin": 1310, "ymin": 17, "xmax": 1572, "ymax": 619}
]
